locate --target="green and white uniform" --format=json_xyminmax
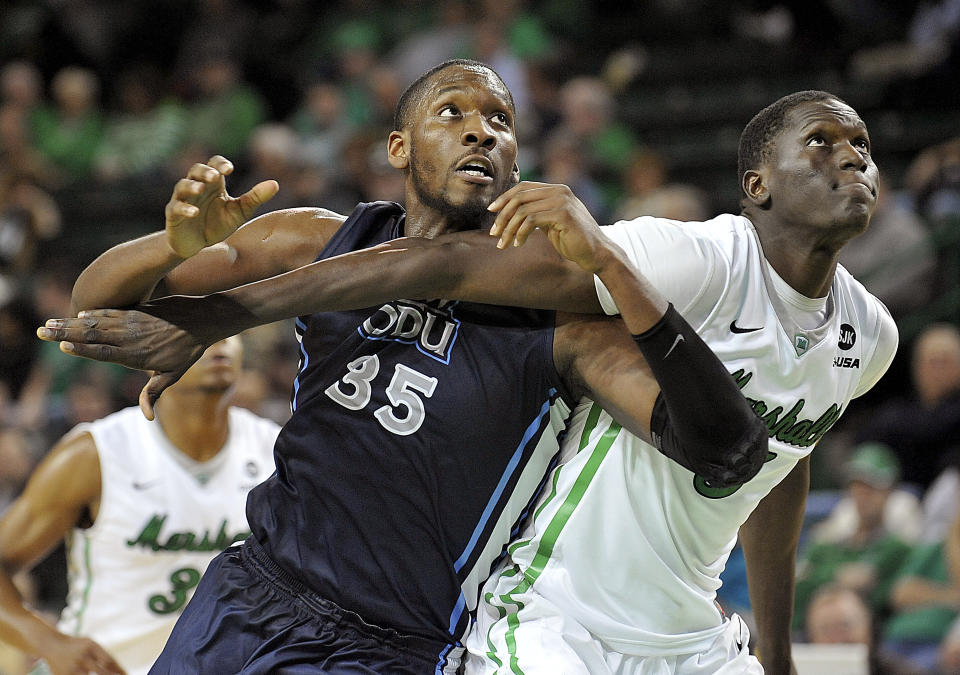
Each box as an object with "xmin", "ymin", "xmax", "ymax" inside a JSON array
[
  {"xmin": 56, "ymin": 406, "xmax": 279, "ymax": 675},
  {"xmin": 466, "ymin": 214, "xmax": 898, "ymax": 674}
]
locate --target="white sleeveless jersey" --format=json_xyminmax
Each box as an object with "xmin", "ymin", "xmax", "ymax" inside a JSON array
[
  {"xmin": 491, "ymin": 214, "xmax": 898, "ymax": 656},
  {"xmin": 57, "ymin": 406, "xmax": 279, "ymax": 675}
]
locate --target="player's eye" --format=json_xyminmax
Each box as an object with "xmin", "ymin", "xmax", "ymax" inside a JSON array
[
  {"xmin": 806, "ymin": 135, "xmax": 826, "ymax": 147},
  {"xmin": 854, "ymin": 138, "xmax": 870, "ymax": 152},
  {"xmin": 491, "ymin": 112, "xmax": 509, "ymax": 125},
  {"xmin": 439, "ymin": 105, "xmax": 460, "ymax": 117}
]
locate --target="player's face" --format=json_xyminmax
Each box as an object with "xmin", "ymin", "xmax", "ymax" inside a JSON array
[
  {"xmin": 764, "ymin": 99, "xmax": 879, "ymax": 238},
  {"xmin": 406, "ymin": 66, "xmax": 519, "ymax": 224},
  {"xmin": 175, "ymin": 336, "xmax": 243, "ymax": 393}
]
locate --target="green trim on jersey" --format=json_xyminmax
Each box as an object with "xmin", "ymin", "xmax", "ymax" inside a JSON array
[
  {"xmin": 482, "ymin": 588, "xmax": 509, "ymax": 667},
  {"xmin": 487, "ymin": 404, "xmax": 622, "ymax": 672},
  {"xmin": 67, "ymin": 532, "xmax": 95, "ymax": 636}
]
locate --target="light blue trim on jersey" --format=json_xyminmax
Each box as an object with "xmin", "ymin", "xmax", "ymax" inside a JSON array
[
  {"xmin": 446, "ymin": 592, "xmax": 469, "ymax": 641},
  {"xmin": 291, "ymin": 318, "xmax": 309, "ymax": 412},
  {"xmin": 452, "ymin": 389, "xmax": 558, "ymax": 572},
  {"xmin": 446, "ymin": 388, "xmax": 558, "ymax": 635}
]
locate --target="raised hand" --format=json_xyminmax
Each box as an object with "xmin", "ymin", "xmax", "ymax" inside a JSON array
[
  {"xmin": 166, "ymin": 155, "xmax": 279, "ymax": 259},
  {"xmin": 487, "ymin": 182, "xmax": 611, "ymax": 273}
]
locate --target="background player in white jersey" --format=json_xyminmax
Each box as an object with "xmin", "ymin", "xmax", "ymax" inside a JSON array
[
  {"xmin": 0, "ymin": 337, "xmax": 279, "ymax": 675},
  {"xmin": 34, "ymin": 90, "xmax": 894, "ymax": 672}
]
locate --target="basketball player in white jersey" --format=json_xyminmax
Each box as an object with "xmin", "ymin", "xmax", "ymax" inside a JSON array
[
  {"xmin": 0, "ymin": 337, "xmax": 278, "ymax": 675},
  {"xmin": 35, "ymin": 90, "xmax": 897, "ymax": 673}
]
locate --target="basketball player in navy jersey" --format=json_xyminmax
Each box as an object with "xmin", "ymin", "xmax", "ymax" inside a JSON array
[{"xmin": 38, "ymin": 60, "xmax": 764, "ymax": 673}]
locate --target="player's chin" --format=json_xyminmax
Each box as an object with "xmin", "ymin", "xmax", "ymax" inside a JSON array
[
  {"xmin": 449, "ymin": 193, "xmax": 495, "ymax": 224},
  {"xmin": 200, "ymin": 378, "xmax": 238, "ymax": 394},
  {"xmin": 839, "ymin": 202, "xmax": 874, "ymax": 231}
]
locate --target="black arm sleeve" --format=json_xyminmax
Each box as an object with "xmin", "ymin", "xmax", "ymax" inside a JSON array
[{"xmin": 633, "ymin": 304, "xmax": 768, "ymax": 488}]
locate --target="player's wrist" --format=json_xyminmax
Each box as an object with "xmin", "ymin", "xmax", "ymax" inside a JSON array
[
  {"xmin": 587, "ymin": 243, "xmax": 626, "ymax": 278},
  {"xmin": 162, "ymin": 233, "xmax": 193, "ymax": 264},
  {"xmin": 19, "ymin": 615, "xmax": 64, "ymax": 656}
]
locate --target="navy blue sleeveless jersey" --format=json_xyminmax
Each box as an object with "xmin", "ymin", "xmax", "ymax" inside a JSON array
[{"xmin": 244, "ymin": 202, "xmax": 572, "ymax": 647}]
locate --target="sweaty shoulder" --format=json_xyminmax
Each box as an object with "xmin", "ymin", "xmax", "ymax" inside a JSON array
[
  {"xmin": 595, "ymin": 214, "xmax": 740, "ymax": 318},
  {"xmin": 27, "ymin": 425, "xmax": 102, "ymax": 510}
]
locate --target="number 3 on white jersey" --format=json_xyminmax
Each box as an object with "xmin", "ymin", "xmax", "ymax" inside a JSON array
[{"xmin": 325, "ymin": 355, "xmax": 438, "ymax": 436}]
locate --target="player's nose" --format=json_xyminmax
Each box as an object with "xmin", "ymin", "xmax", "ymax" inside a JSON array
[{"xmin": 461, "ymin": 113, "xmax": 496, "ymax": 149}]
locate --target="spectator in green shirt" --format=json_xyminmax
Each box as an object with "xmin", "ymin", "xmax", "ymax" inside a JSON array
[
  {"xmin": 795, "ymin": 443, "xmax": 914, "ymax": 633},
  {"xmin": 882, "ymin": 497, "xmax": 960, "ymax": 672},
  {"xmin": 30, "ymin": 67, "xmax": 104, "ymax": 185},
  {"xmin": 181, "ymin": 56, "xmax": 266, "ymax": 161}
]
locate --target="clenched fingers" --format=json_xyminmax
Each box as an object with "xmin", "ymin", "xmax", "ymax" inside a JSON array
[
  {"xmin": 166, "ymin": 160, "xmax": 229, "ymax": 215},
  {"xmin": 205, "ymin": 155, "xmax": 234, "ymax": 175},
  {"xmin": 488, "ymin": 182, "xmax": 581, "ymax": 248}
]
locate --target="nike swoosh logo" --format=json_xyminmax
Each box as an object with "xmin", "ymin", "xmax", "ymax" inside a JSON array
[
  {"xmin": 730, "ymin": 320, "xmax": 762, "ymax": 334},
  {"xmin": 132, "ymin": 480, "xmax": 160, "ymax": 491},
  {"xmin": 664, "ymin": 333, "xmax": 684, "ymax": 359}
]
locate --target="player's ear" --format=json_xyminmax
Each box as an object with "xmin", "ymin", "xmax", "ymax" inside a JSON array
[
  {"xmin": 510, "ymin": 162, "xmax": 520, "ymax": 185},
  {"xmin": 742, "ymin": 169, "xmax": 770, "ymax": 207},
  {"xmin": 387, "ymin": 131, "xmax": 409, "ymax": 170}
]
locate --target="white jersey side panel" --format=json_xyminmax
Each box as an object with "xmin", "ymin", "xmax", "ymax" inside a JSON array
[
  {"xmin": 57, "ymin": 407, "xmax": 279, "ymax": 675},
  {"xmin": 494, "ymin": 214, "xmax": 897, "ymax": 656}
]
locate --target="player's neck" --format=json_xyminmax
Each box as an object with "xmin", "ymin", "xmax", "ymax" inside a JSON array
[
  {"xmin": 403, "ymin": 198, "xmax": 493, "ymax": 238},
  {"xmin": 154, "ymin": 393, "xmax": 231, "ymax": 462},
  {"xmin": 750, "ymin": 219, "xmax": 841, "ymax": 298}
]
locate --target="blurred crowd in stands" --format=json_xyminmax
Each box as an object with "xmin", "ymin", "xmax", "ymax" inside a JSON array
[{"xmin": 1, "ymin": 0, "xmax": 960, "ymax": 672}]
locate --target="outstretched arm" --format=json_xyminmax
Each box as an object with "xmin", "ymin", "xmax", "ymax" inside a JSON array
[
  {"xmin": 38, "ymin": 184, "xmax": 605, "ymax": 416},
  {"xmin": 0, "ymin": 430, "xmax": 125, "ymax": 674},
  {"xmin": 740, "ymin": 456, "xmax": 808, "ymax": 675}
]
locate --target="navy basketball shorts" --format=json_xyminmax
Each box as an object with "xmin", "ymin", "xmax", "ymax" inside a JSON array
[{"xmin": 149, "ymin": 537, "xmax": 463, "ymax": 674}]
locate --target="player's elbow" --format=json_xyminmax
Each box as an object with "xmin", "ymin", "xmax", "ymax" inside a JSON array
[
  {"xmin": 688, "ymin": 414, "xmax": 768, "ymax": 489},
  {"xmin": 0, "ymin": 554, "xmax": 27, "ymax": 580},
  {"xmin": 728, "ymin": 415, "xmax": 769, "ymax": 484}
]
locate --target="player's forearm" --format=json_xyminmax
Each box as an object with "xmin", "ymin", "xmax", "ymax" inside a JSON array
[
  {"xmin": 0, "ymin": 569, "xmax": 60, "ymax": 656},
  {"xmin": 741, "ymin": 459, "xmax": 808, "ymax": 675},
  {"xmin": 421, "ymin": 230, "xmax": 603, "ymax": 311},
  {"xmin": 197, "ymin": 230, "xmax": 599, "ymax": 324},
  {"xmin": 590, "ymin": 244, "xmax": 669, "ymax": 333},
  {"xmin": 592, "ymin": 246, "xmax": 768, "ymax": 486},
  {"xmin": 132, "ymin": 229, "xmax": 603, "ymax": 355},
  {"xmin": 745, "ymin": 556, "xmax": 796, "ymax": 673},
  {"xmin": 71, "ymin": 232, "xmax": 184, "ymax": 315}
]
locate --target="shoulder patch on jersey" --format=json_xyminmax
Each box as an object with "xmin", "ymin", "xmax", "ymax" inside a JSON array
[{"xmin": 838, "ymin": 323, "xmax": 857, "ymax": 350}]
